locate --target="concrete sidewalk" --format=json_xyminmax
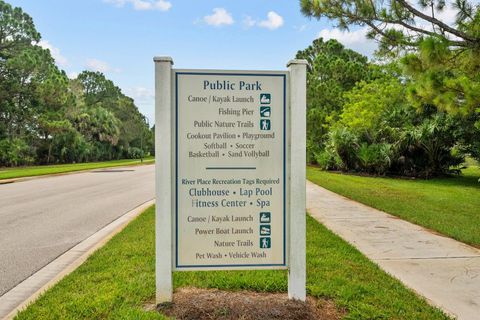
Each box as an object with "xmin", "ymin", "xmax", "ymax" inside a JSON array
[{"xmin": 306, "ymin": 181, "xmax": 480, "ymax": 320}]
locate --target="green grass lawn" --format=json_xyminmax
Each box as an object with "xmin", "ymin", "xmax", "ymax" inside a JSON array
[
  {"xmin": 0, "ymin": 157, "xmax": 154, "ymax": 181},
  {"xmin": 15, "ymin": 207, "xmax": 449, "ymax": 320},
  {"xmin": 307, "ymin": 166, "xmax": 480, "ymax": 247}
]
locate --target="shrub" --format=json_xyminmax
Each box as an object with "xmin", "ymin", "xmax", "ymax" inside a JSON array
[
  {"xmin": 395, "ymin": 115, "xmax": 465, "ymax": 177},
  {"xmin": 306, "ymin": 140, "xmax": 321, "ymax": 164},
  {"xmin": 357, "ymin": 143, "xmax": 393, "ymax": 175},
  {"xmin": 327, "ymin": 127, "xmax": 358, "ymax": 170},
  {"xmin": 0, "ymin": 138, "xmax": 35, "ymax": 166},
  {"xmin": 314, "ymin": 149, "xmax": 337, "ymax": 170},
  {"xmin": 126, "ymin": 147, "xmax": 144, "ymax": 159},
  {"xmin": 49, "ymin": 130, "xmax": 92, "ymax": 164}
]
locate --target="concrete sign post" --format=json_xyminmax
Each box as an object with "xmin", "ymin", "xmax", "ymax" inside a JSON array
[
  {"xmin": 154, "ymin": 57, "xmax": 307, "ymax": 304},
  {"xmin": 154, "ymin": 56, "xmax": 174, "ymax": 303},
  {"xmin": 287, "ymin": 60, "xmax": 307, "ymax": 301}
]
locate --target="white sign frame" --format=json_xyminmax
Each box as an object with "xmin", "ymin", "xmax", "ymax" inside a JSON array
[{"xmin": 154, "ymin": 57, "xmax": 307, "ymax": 303}]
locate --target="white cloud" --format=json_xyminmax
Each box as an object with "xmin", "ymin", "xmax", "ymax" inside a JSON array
[
  {"xmin": 241, "ymin": 12, "xmax": 284, "ymax": 30},
  {"xmin": 38, "ymin": 40, "xmax": 68, "ymax": 66},
  {"xmin": 86, "ymin": 59, "xmax": 109, "ymax": 73},
  {"xmin": 242, "ymin": 16, "xmax": 256, "ymax": 28},
  {"xmin": 318, "ymin": 27, "xmax": 378, "ymax": 57},
  {"xmin": 125, "ymin": 87, "xmax": 155, "ymax": 124},
  {"xmin": 125, "ymin": 86, "xmax": 154, "ymax": 101},
  {"xmin": 258, "ymin": 11, "xmax": 284, "ymax": 30},
  {"xmin": 294, "ymin": 24, "xmax": 308, "ymax": 32},
  {"xmin": 85, "ymin": 58, "xmax": 121, "ymax": 73},
  {"xmin": 204, "ymin": 8, "xmax": 234, "ymax": 26},
  {"xmin": 425, "ymin": 3, "xmax": 457, "ymax": 26},
  {"xmin": 104, "ymin": 0, "xmax": 171, "ymax": 11},
  {"xmin": 414, "ymin": 4, "xmax": 459, "ymax": 39},
  {"xmin": 68, "ymin": 72, "xmax": 79, "ymax": 79}
]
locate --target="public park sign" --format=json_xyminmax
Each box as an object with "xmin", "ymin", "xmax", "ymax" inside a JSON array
[
  {"xmin": 154, "ymin": 57, "xmax": 307, "ymax": 302},
  {"xmin": 176, "ymin": 70, "xmax": 287, "ymax": 269}
]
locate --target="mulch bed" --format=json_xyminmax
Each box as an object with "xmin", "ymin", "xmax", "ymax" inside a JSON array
[{"xmin": 149, "ymin": 287, "xmax": 345, "ymax": 320}]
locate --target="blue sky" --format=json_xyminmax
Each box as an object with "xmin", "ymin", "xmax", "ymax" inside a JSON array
[{"xmin": 8, "ymin": 0, "xmax": 378, "ymax": 123}]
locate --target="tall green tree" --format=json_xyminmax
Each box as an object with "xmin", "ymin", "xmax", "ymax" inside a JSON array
[
  {"xmin": 300, "ymin": 0, "xmax": 480, "ymax": 160},
  {"xmin": 0, "ymin": 0, "xmax": 41, "ymax": 142},
  {"xmin": 0, "ymin": 1, "xmax": 153, "ymax": 166},
  {"xmin": 75, "ymin": 71, "xmax": 152, "ymax": 159},
  {"xmin": 339, "ymin": 76, "xmax": 406, "ymax": 141},
  {"xmin": 300, "ymin": 0, "xmax": 480, "ymax": 54},
  {"xmin": 0, "ymin": 1, "xmax": 71, "ymax": 165},
  {"xmin": 402, "ymin": 37, "xmax": 480, "ymax": 159},
  {"xmin": 0, "ymin": 0, "xmax": 40, "ymax": 56},
  {"xmin": 295, "ymin": 38, "xmax": 379, "ymax": 161}
]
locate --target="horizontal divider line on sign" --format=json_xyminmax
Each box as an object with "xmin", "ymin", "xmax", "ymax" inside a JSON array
[{"xmin": 205, "ymin": 167, "xmax": 257, "ymax": 170}]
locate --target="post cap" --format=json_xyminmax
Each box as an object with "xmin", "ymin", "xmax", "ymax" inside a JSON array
[
  {"xmin": 286, "ymin": 59, "xmax": 308, "ymax": 67},
  {"xmin": 153, "ymin": 56, "xmax": 174, "ymax": 64}
]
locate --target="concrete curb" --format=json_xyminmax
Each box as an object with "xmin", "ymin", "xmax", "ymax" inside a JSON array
[{"xmin": 0, "ymin": 199, "xmax": 155, "ymax": 320}]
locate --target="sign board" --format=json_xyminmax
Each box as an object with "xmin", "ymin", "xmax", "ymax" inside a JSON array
[
  {"xmin": 174, "ymin": 71, "xmax": 288, "ymax": 270},
  {"xmin": 154, "ymin": 57, "xmax": 306, "ymax": 303}
]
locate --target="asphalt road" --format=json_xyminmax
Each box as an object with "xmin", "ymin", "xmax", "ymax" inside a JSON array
[{"xmin": 0, "ymin": 164, "xmax": 155, "ymax": 296}]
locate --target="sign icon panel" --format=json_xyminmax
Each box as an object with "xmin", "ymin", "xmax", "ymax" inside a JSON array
[
  {"xmin": 260, "ymin": 237, "xmax": 271, "ymax": 249},
  {"xmin": 260, "ymin": 224, "xmax": 271, "ymax": 236},
  {"xmin": 260, "ymin": 93, "xmax": 271, "ymax": 104},
  {"xmin": 260, "ymin": 106, "xmax": 271, "ymax": 118},
  {"xmin": 260, "ymin": 212, "xmax": 271, "ymax": 223},
  {"xmin": 260, "ymin": 119, "xmax": 271, "ymax": 130}
]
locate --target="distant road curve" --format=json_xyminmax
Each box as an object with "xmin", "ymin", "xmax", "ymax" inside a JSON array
[{"xmin": 0, "ymin": 164, "xmax": 155, "ymax": 296}]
